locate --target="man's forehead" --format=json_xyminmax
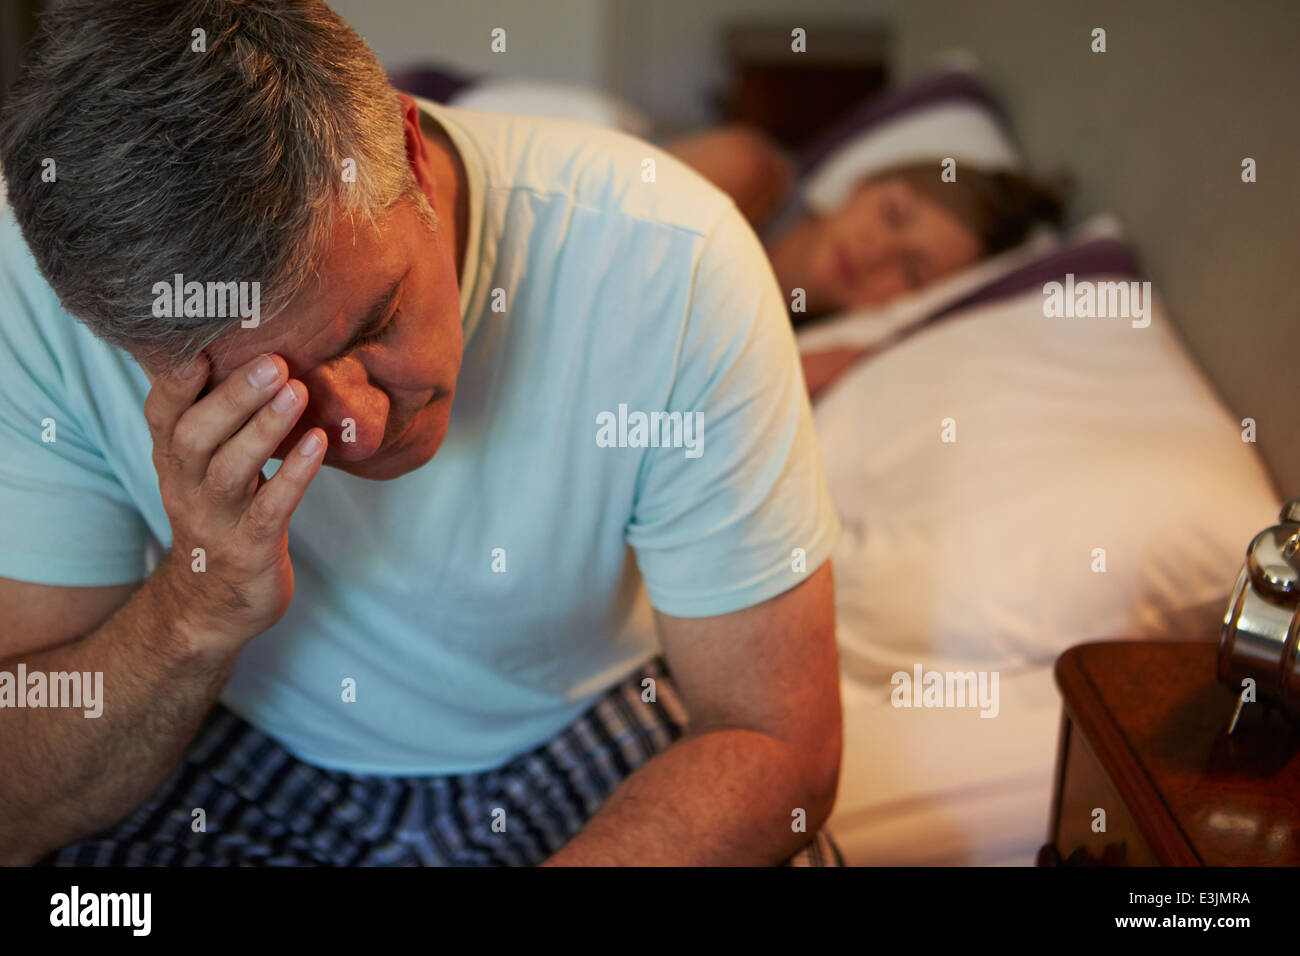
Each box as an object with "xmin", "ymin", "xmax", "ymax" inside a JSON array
[
  {"xmin": 206, "ymin": 287, "xmax": 339, "ymax": 379},
  {"xmin": 199, "ymin": 199, "xmax": 418, "ymax": 378},
  {"xmin": 210, "ymin": 255, "xmax": 408, "ymax": 379}
]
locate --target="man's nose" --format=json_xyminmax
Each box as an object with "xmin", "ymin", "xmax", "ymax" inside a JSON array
[{"xmin": 301, "ymin": 362, "xmax": 388, "ymax": 462}]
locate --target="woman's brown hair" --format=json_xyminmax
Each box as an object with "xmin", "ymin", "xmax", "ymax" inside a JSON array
[{"xmin": 873, "ymin": 162, "xmax": 1070, "ymax": 254}]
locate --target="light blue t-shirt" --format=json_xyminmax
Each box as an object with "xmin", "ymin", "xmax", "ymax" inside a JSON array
[{"xmin": 0, "ymin": 99, "xmax": 839, "ymax": 774}]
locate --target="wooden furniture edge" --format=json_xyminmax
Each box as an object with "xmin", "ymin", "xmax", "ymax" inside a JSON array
[{"xmin": 1053, "ymin": 640, "xmax": 1203, "ymax": 866}]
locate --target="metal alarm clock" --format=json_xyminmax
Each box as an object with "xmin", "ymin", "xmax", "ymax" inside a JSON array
[{"xmin": 1218, "ymin": 498, "xmax": 1300, "ymax": 732}]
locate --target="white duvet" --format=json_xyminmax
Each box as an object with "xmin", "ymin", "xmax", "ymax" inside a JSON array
[{"xmin": 816, "ymin": 277, "xmax": 1280, "ymax": 865}]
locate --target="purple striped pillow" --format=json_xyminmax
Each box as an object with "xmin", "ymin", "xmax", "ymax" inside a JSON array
[
  {"xmin": 797, "ymin": 70, "xmax": 1013, "ymax": 177},
  {"xmin": 925, "ymin": 237, "xmax": 1144, "ymax": 327},
  {"xmin": 388, "ymin": 63, "xmax": 478, "ymax": 104}
]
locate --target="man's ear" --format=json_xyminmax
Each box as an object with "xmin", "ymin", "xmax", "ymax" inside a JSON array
[{"xmin": 396, "ymin": 91, "xmax": 438, "ymax": 212}]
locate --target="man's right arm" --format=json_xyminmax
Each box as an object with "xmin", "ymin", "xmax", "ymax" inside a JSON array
[
  {"xmin": 0, "ymin": 350, "xmax": 327, "ymax": 864},
  {"xmin": 0, "ymin": 568, "xmax": 238, "ymax": 865}
]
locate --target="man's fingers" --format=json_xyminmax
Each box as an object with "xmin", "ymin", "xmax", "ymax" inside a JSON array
[
  {"xmin": 205, "ymin": 380, "xmax": 308, "ymax": 503},
  {"xmin": 143, "ymin": 354, "xmax": 209, "ymax": 445},
  {"xmin": 169, "ymin": 353, "xmax": 287, "ymax": 488},
  {"xmin": 241, "ymin": 428, "xmax": 327, "ymax": 541}
]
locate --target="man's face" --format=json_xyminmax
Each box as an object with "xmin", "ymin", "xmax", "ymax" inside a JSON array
[{"xmin": 186, "ymin": 193, "xmax": 462, "ymax": 482}]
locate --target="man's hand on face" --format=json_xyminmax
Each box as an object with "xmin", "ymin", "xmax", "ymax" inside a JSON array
[{"xmin": 142, "ymin": 352, "xmax": 326, "ymax": 659}]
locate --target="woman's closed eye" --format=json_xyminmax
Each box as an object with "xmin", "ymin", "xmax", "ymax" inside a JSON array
[
  {"xmin": 901, "ymin": 256, "xmax": 925, "ymax": 289},
  {"xmin": 881, "ymin": 194, "xmax": 904, "ymax": 228}
]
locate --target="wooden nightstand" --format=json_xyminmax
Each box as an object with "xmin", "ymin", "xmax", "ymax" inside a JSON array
[{"xmin": 1039, "ymin": 639, "xmax": 1300, "ymax": 866}]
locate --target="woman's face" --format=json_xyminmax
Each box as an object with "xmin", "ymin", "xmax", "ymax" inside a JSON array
[{"xmin": 808, "ymin": 176, "xmax": 985, "ymax": 312}]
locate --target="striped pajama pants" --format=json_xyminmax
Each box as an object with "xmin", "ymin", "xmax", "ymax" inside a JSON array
[{"xmin": 36, "ymin": 656, "xmax": 843, "ymax": 867}]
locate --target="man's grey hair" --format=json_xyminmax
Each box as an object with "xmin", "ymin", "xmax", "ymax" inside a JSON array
[{"xmin": 0, "ymin": 0, "xmax": 436, "ymax": 368}]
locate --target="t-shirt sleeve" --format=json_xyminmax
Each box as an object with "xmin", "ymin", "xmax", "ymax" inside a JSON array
[
  {"xmin": 0, "ymin": 233, "xmax": 151, "ymax": 587},
  {"xmin": 626, "ymin": 203, "xmax": 840, "ymax": 618}
]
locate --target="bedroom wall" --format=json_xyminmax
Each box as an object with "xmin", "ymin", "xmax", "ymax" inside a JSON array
[
  {"xmin": 329, "ymin": 0, "xmax": 896, "ymax": 133},
  {"xmin": 893, "ymin": 0, "xmax": 1299, "ymax": 499},
  {"xmin": 327, "ymin": 0, "xmax": 611, "ymax": 87}
]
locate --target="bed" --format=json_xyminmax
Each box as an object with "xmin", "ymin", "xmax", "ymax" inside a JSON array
[
  {"xmin": 809, "ymin": 223, "xmax": 1278, "ymax": 864},
  {"xmin": 782, "ymin": 72, "xmax": 1279, "ymax": 863}
]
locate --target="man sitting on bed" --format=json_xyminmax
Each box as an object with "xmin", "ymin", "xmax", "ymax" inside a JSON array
[{"xmin": 0, "ymin": 0, "xmax": 841, "ymax": 867}]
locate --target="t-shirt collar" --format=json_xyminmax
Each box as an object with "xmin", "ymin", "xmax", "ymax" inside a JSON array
[{"xmin": 412, "ymin": 97, "xmax": 486, "ymax": 334}]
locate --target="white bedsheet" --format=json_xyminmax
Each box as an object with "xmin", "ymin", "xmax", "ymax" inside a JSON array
[{"xmin": 828, "ymin": 664, "xmax": 1061, "ymax": 866}]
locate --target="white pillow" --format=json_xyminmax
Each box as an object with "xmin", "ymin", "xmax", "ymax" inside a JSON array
[
  {"xmin": 802, "ymin": 101, "xmax": 1024, "ymax": 215},
  {"xmin": 815, "ymin": 271, "xmax": 1281, "ymax": 683},
  {"xmin": 450, "ymin": 78, "xmax": 651, "ymax": 137}
]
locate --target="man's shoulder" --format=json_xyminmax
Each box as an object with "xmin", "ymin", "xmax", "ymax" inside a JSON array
[
  {"xmin": 0, "ymin": 205, "xmax": 123, "ymax": 393},
  {"xmin": 435, "ymin": 101, "xmax": 736, "ymax": 241},
  {"xmin": 0, "ymin": 204, "xmax": 36, "ymax": 282},
  {"xmin": 0, "ymin": 207, "xmax": 64, "ymax": 348}
]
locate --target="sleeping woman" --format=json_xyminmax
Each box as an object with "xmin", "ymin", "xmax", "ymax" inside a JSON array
[{"xmin": 664, "ymin": 123, "xmax": 1065, "ymax": 396}]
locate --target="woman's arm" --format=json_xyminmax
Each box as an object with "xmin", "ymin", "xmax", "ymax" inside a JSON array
[
  {"xmin": 801, "ymin": 345, "xmax": 876, "ymax": 403},
  {"xmin": 664, "ymin": 124, "xmax": 796, "ymax": 231}
]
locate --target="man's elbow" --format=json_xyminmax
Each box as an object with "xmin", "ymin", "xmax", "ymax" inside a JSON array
[
  {"xmin": 0, "ymin": 825, "xmax": 48, "ymax": 867},
  {"xmin": 803, "ymin": 653, "xmax": 844, "ymax": 827},
  {"xmin": 808, "ymin": 751, "xmax": 842, "ymax": 832},
  {"xmin": 790, "ymin": 721, "xmax": 842, "ymax": 832}
]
